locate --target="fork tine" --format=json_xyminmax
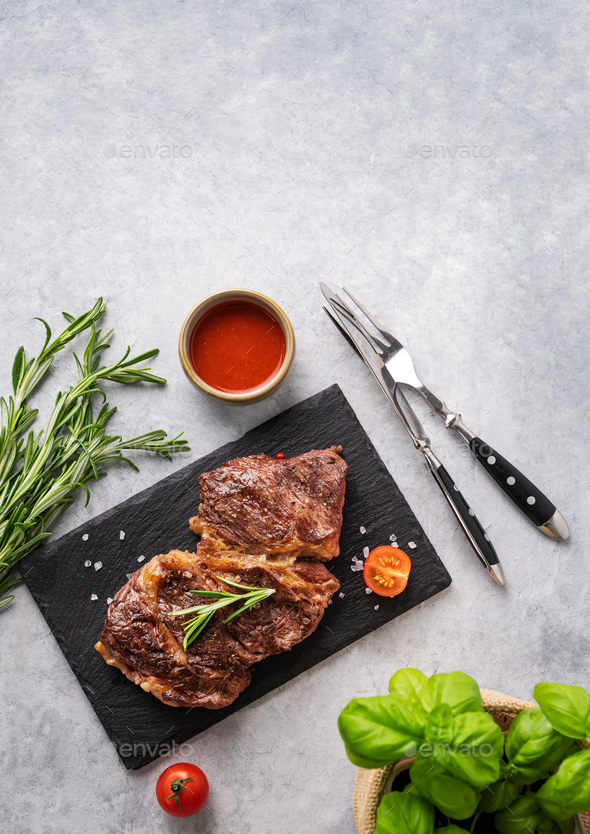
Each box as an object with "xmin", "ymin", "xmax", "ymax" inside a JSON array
[
  {"xmin": 322, "ymin": 307, "xmax": 363, "ymax": 359},
  {"xmin": 333, "ymin": 292, "xmax": 388, "ymax": 354},
  {"xmin": 343, "ymin": 287, "xmax": 397, "ymax": 345},
  {"xmin": 327, "ymin": 295, "xmax": 384, "ymax": 356},
  {"xmin": 321, "ymin": 284, "xmax": 388, "ymax": 365}
]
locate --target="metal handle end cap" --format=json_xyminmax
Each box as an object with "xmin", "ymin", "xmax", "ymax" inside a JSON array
[
  {"xmin": 539, "ymin": 509, "xmax": 569, "ymax": 541},
  {"xmin": 489, "ymin": 563, "xmax": 506, "ymax": 586}
]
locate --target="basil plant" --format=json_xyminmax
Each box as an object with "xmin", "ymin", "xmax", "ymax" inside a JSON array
[{"xmin": 338, "ymin": 669, "xmax": 590, "ymax": 833}]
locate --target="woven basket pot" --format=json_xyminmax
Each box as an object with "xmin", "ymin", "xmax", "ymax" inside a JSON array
[{"xmin": 352, "ymin": 688, "xmax": 589, "ymax": 834}]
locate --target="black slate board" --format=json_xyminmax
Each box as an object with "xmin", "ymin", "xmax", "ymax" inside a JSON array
[{"xmin": 22, "ymin": 385, "xmax": 451, "ymax": 770}]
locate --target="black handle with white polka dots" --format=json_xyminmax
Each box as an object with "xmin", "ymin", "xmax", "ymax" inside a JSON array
[
  {"xmin": 432, "ymin": 462, "xmax": 501, "ymax": 572},
  {"xmin": 469, "ymin": 437, "xmax": 555, "ymax": 528}
]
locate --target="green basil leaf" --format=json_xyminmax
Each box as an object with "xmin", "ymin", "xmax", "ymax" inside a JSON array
[
  {"xmin": 505, "ymin": 761, "xmax": 550, "ymax": 786},
  {"xmin": 534, "ymin": 683, "xmax": 590, "ymax": 739},
  {"xmin": 427, "ymin": 703, "xmax": 454, "ymax": 746},
  {"xmin": 338, "ymin": 695, "xmax": 425, "ymax": 768},
  {"xmin": 410, "ymin": 757, "xmax": 480, "ymax": 819},
  {"xmin": 537, "ymin": 749, "xmax": 590, "ymax": 819},
  {"xmin": 388, "ymin": 668, "xmax": 429, "ymax": 705},
  {"xmin": 478, "ymin": 779, "xmax": 522, "ymax": 813},
  {"xmin": 341, "ymin": 741, "xmax": 391, "ymax": 770},
  {"xmin": 442, "ymin": 711, "xmax": 504, "ymax": 788},
  {"xmin": 420, "ymin": 671, "xmax": 482, "ymax": 716},
  {"xmin": 537, "ymin": 813, "xmax": 563, "ymax": 834},
  {"xmin": 374, "ymin": 788, "xmax": 434, "ymax": 834},
  {"xmin": 507, "ymin": 707, "xmax": 574, "ymax": 770},
  {"xmin": 535, "ymin": 738, "xmax": 579, "ymax": 773},
  {"xmin": 495, "ymin": 792, "xmax": 540, "ymax": 834},
  {"xmin": 537, "ymin": 812, "xmax": 575, "ymax": 834}
]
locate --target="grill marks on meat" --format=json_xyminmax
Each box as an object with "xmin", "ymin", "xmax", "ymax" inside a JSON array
[
  {"xmin": 95, "ymin": 550, "xmax": 340, "ymax": 708},
  {"xmin": 189, "ymin": 446, "xmax": 349, "ymax": 561}
]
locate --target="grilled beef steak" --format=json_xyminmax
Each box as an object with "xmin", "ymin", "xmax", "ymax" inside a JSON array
[
  {"xmin": 95, "ymin": 549, "xmax": 340, "ymax": 708},
  {"xmin": 190, "ymin": 445, "xmax": 349, "ymax": 561},
  {"xmin": 97, "ymin": 446, "xmax": 348, "ymax": 708}
]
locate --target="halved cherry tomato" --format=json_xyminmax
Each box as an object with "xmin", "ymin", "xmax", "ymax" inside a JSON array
[
  {"xmin": 156, "ymin": 762, "xmax": 209, "ymax": 817},
  {"xmin": 363, "ymin": 546, "xmax": 411, "ymax": 597}
]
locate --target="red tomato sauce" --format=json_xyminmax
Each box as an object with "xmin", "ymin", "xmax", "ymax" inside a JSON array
[{"xmin": 190, "ymin": 301, "xmax": 286, "ymax": 393}]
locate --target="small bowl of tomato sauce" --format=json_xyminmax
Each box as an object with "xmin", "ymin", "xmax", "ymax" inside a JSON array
[{"xmin": 179, "ymin": 289, "xmax": 295, "ymax": 404}]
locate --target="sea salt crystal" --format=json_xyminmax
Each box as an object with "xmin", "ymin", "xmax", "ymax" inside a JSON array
[
  {"xmin": 90, "ymin": 593, "xmax": 98, "ymax": 601},
  {"xmin": 84, "ymin": 560, "xmax": 91, "ymax": 568},
  {"xmin": 351, "ymin": 565, "xmax": 362, "ymax": 571},
  {"xmin": 137, "ymin": 555, "xmax": 145, "ymax": 563},
  {"xmin": 359, "ymin": 525, "xmax": 366, "ymax": 534},
  {"xmin": 374, "ymin": 605, "xmax": 380, "ymax": 610},
  {"xmin": 119, "ymin": 530, "xmax": 125, "ymax": 540},
  {"xmin": 389, "ymin": 534, "xmax": 397, "ymax": 542},
  {"xmin": 126, "ymin": 573, "xmax": 132, "ymax": 580},
  {"xmin": 363, "ymin": 547, "xmax": 369, "ymax": 558},
  {"xmin": 365, "ymin": 587, "xmax": 372, "ymax": 594},
  {"xmin": 82, "ymin": 534, "xmax": 89, "ymax": 541},
  {"xmin": 328, "ymin": 599, "xmax": 332, "ymax": 605},
  {"xmin": 94, "ymin": 561, "xmax": 102, "ymax": 571},
  {"xmin": 338, "ymin": 592, "xmax": 345, "ymax": 599},
  {"xmin": 107, "ymin": 597, "xmax": 113, "ymax": 604},
  {"xmin": 408, "ymin": 541, "xmax": 416, "ymax": 549}
]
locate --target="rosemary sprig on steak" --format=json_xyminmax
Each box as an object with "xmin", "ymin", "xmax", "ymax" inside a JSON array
[
  {"xmin": 168, "ymin": 575, "xmax": 276, "ymax": 650},
  {"xmin": 0, "ymin": 298, "xmax": 189, "ymax": 609}
]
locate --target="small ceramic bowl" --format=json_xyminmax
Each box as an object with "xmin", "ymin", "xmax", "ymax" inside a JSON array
[{"xmin": 178, "ymin": 289, "xmax": 295, "ymax": 405}]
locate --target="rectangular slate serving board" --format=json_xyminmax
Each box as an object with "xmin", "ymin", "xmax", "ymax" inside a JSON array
[{"xmin": 22, "ymin": 384, "xmax": 451, "ymax": 770}]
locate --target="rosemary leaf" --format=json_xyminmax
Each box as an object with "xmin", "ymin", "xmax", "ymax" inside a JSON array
[{"xmin": 169, "ymin": 577, "xmax": 276, "ymax": 650}]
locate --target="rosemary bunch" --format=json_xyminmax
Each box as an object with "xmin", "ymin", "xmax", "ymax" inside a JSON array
[
  {"xmin": 168, "ymin": 576, "xmax": 276, "ymax": 650},
  {"xmin": 0, "ymin": 299, "xmax": 190, "ymax": 609}
]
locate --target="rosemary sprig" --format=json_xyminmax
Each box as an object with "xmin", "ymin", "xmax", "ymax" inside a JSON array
[
  {"xmin": 0, "ymin": 299, "xmax": 190, "ymax": 609},
  {"xmin": 168, "ymin": 575, "xmax": 276, "ymax": 651}
]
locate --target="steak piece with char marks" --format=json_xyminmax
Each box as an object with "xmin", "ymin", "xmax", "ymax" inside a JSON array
[
  {"xmin": 95, "ymin": 549, "xmax": 340, "ymax": 709},
  {"xmin": 190, "ymin": 445, "xmax": 349, "ymax": 561}
]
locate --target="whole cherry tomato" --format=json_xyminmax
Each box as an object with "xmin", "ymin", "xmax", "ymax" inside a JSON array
[
  {"xmin": 156, "ymin": 762, "xmax": 209, "ymax": 817},
  {"xmin": 363, "ymin": 546, "xmax": 411, "ymax": 597}
]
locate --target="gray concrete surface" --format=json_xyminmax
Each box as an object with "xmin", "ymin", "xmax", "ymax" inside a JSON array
[{"xmin": 1, "ymin": 0, "xmax": 589, "ymax": 831}]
